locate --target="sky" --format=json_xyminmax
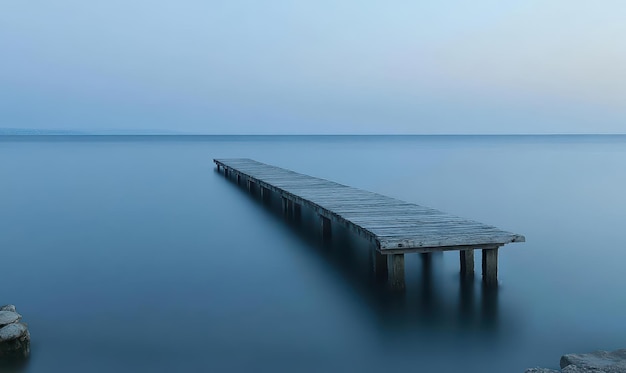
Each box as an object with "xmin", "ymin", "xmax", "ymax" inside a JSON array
[{"xmin": 1, "ymin": 0, "xmax": 625, "ymax": 134}]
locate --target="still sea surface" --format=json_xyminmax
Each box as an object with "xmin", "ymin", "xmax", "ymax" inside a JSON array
[{"xmin": 1, "ymin": 135, "xmax": 625, "ymax": 372}]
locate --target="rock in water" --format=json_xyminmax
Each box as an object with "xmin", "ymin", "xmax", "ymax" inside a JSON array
[
  {"xmin": 0, "ymin": 311, "xmax": 22, "ymax": 327},
  {"xmin": 560, "ymin": 349, "xmax": 626, "ymax": 373},
  {"xmin": 0, "ymin": 305, "xmax": 16, "ymax": 312},
  {"xmin": 0, "ymin": 323, "xmax": 30, "ymax": 358},
  {"xmin": 0, "ymin": 306, "xmax": 30, "ymax": 360},
  {"xmin": 525, "ymin": 368, "xmax": 560, "ymax": 373},
  {"xmin": 0, "ymin": 323, "xmax": 28, "ymax": 343},
  {"xmin": 562, "ymin": 365, "xmax": 610, "ymax": 372}
]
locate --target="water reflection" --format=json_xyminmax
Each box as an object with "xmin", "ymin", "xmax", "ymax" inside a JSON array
[
  {"xmin": 215, "ymin": 167, "xmax": 504, "ymax": 334},
  {"xmin": 420, "ymin": 253, "xmax": 434, "ymax": 309},
  {"xmin": 481, "ymin": 282, "xmax": 499, "ymax": 329},
  {"xmin": 459, "ymin": 274, "xmax": 475, "ymax": 322},
  {"xmin": 0, "ymin": 356, "xmax": 30, "ymax": 372}
]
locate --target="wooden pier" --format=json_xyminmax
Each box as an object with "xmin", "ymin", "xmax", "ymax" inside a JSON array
[{"xmin": 214, "ymin": 158, "xmax": 525, "ymax": 289}]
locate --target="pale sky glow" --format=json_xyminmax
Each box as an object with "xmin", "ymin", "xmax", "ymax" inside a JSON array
[{"xmin": 1, "ymin": 0, "xmax": 625, "ymax": 134}]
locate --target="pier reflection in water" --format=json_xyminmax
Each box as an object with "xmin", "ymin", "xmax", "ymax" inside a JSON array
[{"xmin": 218, "ymin": 166, "xmax": 504, "ymax": 336}]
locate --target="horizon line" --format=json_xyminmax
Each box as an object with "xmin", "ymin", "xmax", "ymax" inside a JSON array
[{"xmin": 1, "ymin": 133, "xmax": 626, "ymax": 136}]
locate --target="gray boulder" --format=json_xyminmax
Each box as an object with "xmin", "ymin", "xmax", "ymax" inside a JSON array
[
  {"xmin": 525, "ymin": 365, "xmax": 609, "ymax": 372},
  {"xmin": 0, "ymin": 311, "xmax": 21, "ymax": 327},
  {"xmin": 0, "ymin": 305, "xmax": 30, "ymax": 359},
  {"xmin": 0, "ymin": 323, "xmax": 30, "ymax": 358},
  {"xmin": 0, "ymin": 323, "xmax": 28, "ymax": 343},
  {"xmin": 561, "ymin": 349, "xmax": 626, "ymax": 373},
  {"xmin": 562, "ymin": 365, "xmax": 608, "ymax": 372},
  {"xmin": 525, "ymin": 368, "xmax": 560, "ymax": 373},
  {"xmin": 0, "ymin": 305, "xmax": 16, "ymax": 312}
]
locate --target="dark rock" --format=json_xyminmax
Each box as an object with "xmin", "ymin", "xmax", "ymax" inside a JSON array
[
  {"xmin": 560, "ymin": 349, "xmax": 626, "ymax": 373},
  {"xmin": 0, "ymin": 311, "xmax": 21, "ymax": 327}
]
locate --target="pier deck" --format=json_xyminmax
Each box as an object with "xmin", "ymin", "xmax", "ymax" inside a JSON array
[{"xmin": 214, "ymin": 158, "xmax": 525, "ymax": 288}]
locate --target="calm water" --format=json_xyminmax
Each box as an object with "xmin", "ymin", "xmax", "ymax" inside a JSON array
[{"xmin": 1, "ymin": 135, "xmax": 625, "ymax": 372}]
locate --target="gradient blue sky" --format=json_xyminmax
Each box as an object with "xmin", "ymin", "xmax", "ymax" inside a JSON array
[{"xmin": 1, "ymin": 0, "xmax": 624, "ymax": 134}]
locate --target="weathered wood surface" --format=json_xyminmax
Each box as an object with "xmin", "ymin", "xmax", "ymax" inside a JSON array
[{"xmin": 214, "ymin": 158, "xmax": 525, "ymax": 254}]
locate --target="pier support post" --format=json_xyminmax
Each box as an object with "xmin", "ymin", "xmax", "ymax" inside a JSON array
[
  {"xmin": 389, "ymin": 254, "xmax": 405, "ymax": 290},
  {"xmin": 237, "ymin": 175, "xmax": 240, "ymax": 185},
  {"xmin": 482, "ymin": 247, "xmax": 498, "ymax": 286},
  {"xmin": 320, "ymin": 215, "xmax": 331, "ymax": 240},
  {"xmin": 282, "ymin": 197, "xmax": 288, "ymax": 215},
  {"xmin": 292, "ymin": 203, "xmax": 301, "ymax": 222},
  {"xmin": 260, "ymin": 186, "xmax": 269, "ymax": 202},
  {"xmin": 288, "ymin": 200, "xmax": 294, "ymax": 218},
  {"xmin": 371, "ymin": 250, "xmax": 388, "ymax": 281},
  {"xmin": 217, "ymin": 165, "xmax": 221, "ymax": 172},
  {"xmin": 460, "ymin": 249, "xmax": 475, "ymax": 277},
  {"xmin": 224, "ymin": 168, "xmax": 229, "ymax": 178},
  {"xmin": 282, "ymin": 198, "xmax": 295, "ymax": 219}
]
